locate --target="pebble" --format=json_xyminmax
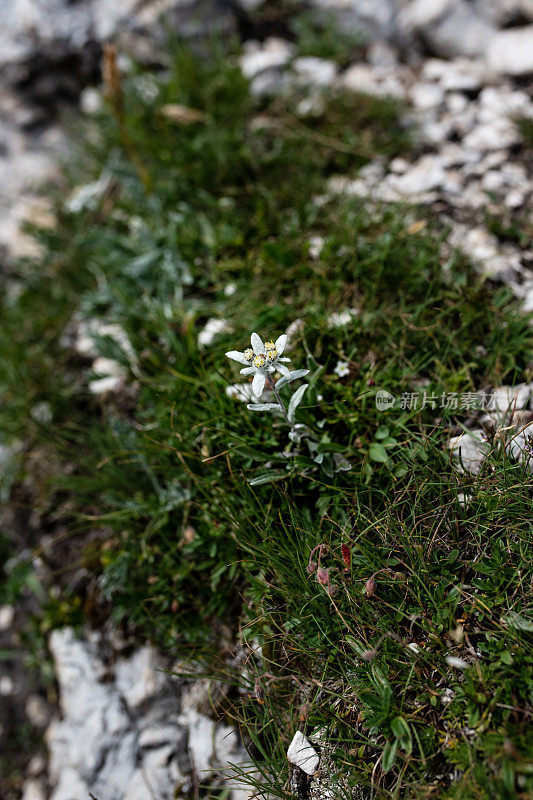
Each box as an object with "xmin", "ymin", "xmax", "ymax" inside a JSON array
[
  {"xmin": 292, "ymin": 57, "xmax": 337, "ymax": 86},
  {"xmin": 0, "ymin": 604, "xmax": 14, "ymax": 630},
  {"xmin": 387, "ymin": 154, "xmax": 446, "ymax": 196},
  {"xmin": 26, "ymin": 694, "xmax": 51, "ymax": 728},
  {"xmin": 463, "ymin": 119, "xmax": 520, "ymax": 151},
  {"xmin": 0, "ymin": 674, "xmax": 14, "ymax": 694},
  {"xmin": 308, "ymin": 235, "xmax": 325, "ymax": 259},
  {"xmin": 486, "ymin": 25, "xmax": 533, "ymax": 75},
  {"xmin": 505, "ymin": 189, "xmax": 525, "ymax": 208},
  {"xmin": 239, "ymin": 38, "xmax": 294, "ymax": 80},
  {"xmin": 21, "ymin": 780, "xmax": 47, "ymax": 800},
  {"xmin": 410, "ymin": 82, "xmax": 444, "ymax": 109}
]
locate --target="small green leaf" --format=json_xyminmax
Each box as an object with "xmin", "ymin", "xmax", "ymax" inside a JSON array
[
  {"xmin": 502, "ymin": 611, "xmax": 533, "ymax": 632},
  {"xmin": 248, "ymin": 471, "xmax": 288, "ymax": 486},
  {"xmin": 316, "ymin": 441, "xmax": 348, "ymax": 453},
  {"xmin": 369, "ymin": 442, "xmax": 389, "ymax": 462},
  {"xmin": 500, "ymin": 650, "xmax": 513, "ymax": 665},
  {"xmin": 382, "ymin": 739, "xmax": 397, "ymax": 773},
  {"xmin": 391, "ymin": 717, "xmax": 412, "ymax": 755}
]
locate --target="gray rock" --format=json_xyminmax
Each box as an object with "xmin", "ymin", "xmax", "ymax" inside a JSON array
[
  {"xmin": 386, "ymin": 154, "xmax": 446, "ymax": 196},
  {"xmin": 341, "ymin": 63, "xmax": 407, "ymax": 99},
  {"xmin": 49, "ymin": 767, "xmax": 88, "ymax": 800},
  {"xmin": 505, "ymin": 189, "xmax": 526, "ymax": 208},
  {"xmin": 507, "ymin": 421, "xmax": 533, "ymax": 472},
  {"xmin": 287, "ymin": 731, "xmax": 320, "ymax": 775},
  {"xmin": 478, "ymin": 86, "xmax": 532, "ymax": 118},
  {"xmin": 307, "ymin": 0, "xmax": 396, "ymax": 41},
  {"xmin": 474, "ymin": 0, "xmax": 533, "ymax": 26},
  {"xmin": 491, "ymin": 384, "xmax": 531, "ymax": 412},
  {"xmin": 409, "ymin": 82, "xmax": 444, "ymax": 109},
  {"xmin": 463, "ymin": 119, "xmax": 520, "ymax": 151},
  {"xmin": 25, "ymin": 694, "xmax": 51, "ymax": 728},
  {"xmin": 0, "ymin": 604, "xmax": 14, "ymax": 630},
  {"xmin": 21, "ymin": 779, "xmax": 46, "ymax": 800},
  {"xmin": 45, "ymin": 629, "xmax": 249, "ymax": 800},
  {"xmin": 138, "ymin": 724, "xmax": 182, "ymax": 749},
  {"xmin": 400, "ymin": 0, "xmax": 496, "ymax": 58},
  {"xmin": 239, "ymin": 39, "xmax": 294, "ymax": 81},
  {"xmin": 486, "ymin": 26, "xmax": 533, "ymax": 75},
  {"xmin": 523, "ymin": 284, "xmax": 533, "ymax": 313},
  {"xmin": 481, "ymin": 170, "xmax": 505, "ymax": 192},
  {"xmin": 115, "ymin": 645, "xmax": 167, "ymax": 710},
  {"xmin": 422, "ymin": 58, "xmax": 485, "ymax": 92},
  {"xmin": 0, "ymin": 0, "xmax": 237, "ymax": 73},
  {"xmin": 292, "ymin": 57, "xmax": 337, "ymax": 87}
]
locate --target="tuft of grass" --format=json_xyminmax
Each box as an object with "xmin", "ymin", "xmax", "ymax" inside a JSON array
[{"xmin": 0, "ymin": 36, "xmax": 531, "ymax": 799}]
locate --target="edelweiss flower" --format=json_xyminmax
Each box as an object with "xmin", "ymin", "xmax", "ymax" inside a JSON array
[{"xmin": 226, "ymin": 332, "xmax": 290, "ymax": 397}]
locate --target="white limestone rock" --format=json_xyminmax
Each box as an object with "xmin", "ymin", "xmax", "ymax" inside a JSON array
[
  {"xmin": 422, "ymin": 57, "xmax": 485, "ymax": 93},
  {"xmin": 490, "ymin": 384, "xmax": 531, "ymax": 412},
  {"xmin": 239, "ymin": 38, "xmax": 294, "ymax": 80},
  {"xmin": 341, "ymin": 63, "xmax": 407, "ymax": 99},
  {"xmin": 448, "ymin": 430, "xmax": 489, "ymax": 474},
  {"xmin": 115, "ymin": 645, "xmax": 167, "ymax": 710},
  {"xmin": 400, "ymin": 0, "xmax": 496, "ymax": 59},
  {"xmin": 486, "ymin": 26, "xmax": 533, "ymax": 75},
  {"xmin": 292, "ymin": 57, "xmax": 337, "ymax": 87},
  {"xmin": 49, "ymin": 767, "xmax": 89, "ymax": 800},
  {"xmin": 409, "ymin": 82, "xmax": 444, "ymax": 110},
  {"xmin": 0, "ymin": 605, "xmax": 14, "ymax": 630},
  {"xmin": 507, "ymin": 421, "xmax": 533, "ymax": 472},
  {"xmin": 21, "ymin": 780, "xmax": 46, "ymax": 800},
  {"xmin": 287, "ymin": 731, "xmax": 320, "ymax": 775},
  {"xmin": 386, "ymin": 154, "xmax": 446, "ymax": 196}
]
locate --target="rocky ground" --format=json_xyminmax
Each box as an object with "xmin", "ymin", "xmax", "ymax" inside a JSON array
[{"xmin": 0, "ymin": 1, "xmax": 532, "ymax": 799}]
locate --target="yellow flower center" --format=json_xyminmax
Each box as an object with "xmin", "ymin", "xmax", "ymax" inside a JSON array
[
  {"xmin": 253, "ymin": 355, "xmax": 266, "ymax": 368},
  {"xmin": 264, "ymin": 340, "xmax": 275, "ymax": 350},
  {"xmin": 267, "ymin": 349, "xmax": 278, "ymax": 361},
  {"xmin": 244, "ymin": 348, "xmax": 254, "ymax": 361}
]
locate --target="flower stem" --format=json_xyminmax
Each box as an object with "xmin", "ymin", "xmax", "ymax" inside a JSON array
[{"xmin": 266, "ymin": 374, "xmax": 292, "ymax": 428}]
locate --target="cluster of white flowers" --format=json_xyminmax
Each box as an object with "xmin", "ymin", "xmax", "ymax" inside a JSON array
[
  {"xmin": 326, "ymin": 307, "xmax": 359, "ymax": 329},
  {"xmin": 226, "ymin": 332, "xmax": 290, "ymax": 397}
]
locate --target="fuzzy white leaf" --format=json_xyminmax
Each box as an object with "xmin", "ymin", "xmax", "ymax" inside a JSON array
[
  {"xmin": 246, "ymin": 403, "xmax": 281, "ymax": 411},
  {"xmin": 276, "ymin": 369, "xmax": 310, "ymax": 390},
  {"xmin": 288, "ymin": 383, "xmax": 308, "ymax": 423}
]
